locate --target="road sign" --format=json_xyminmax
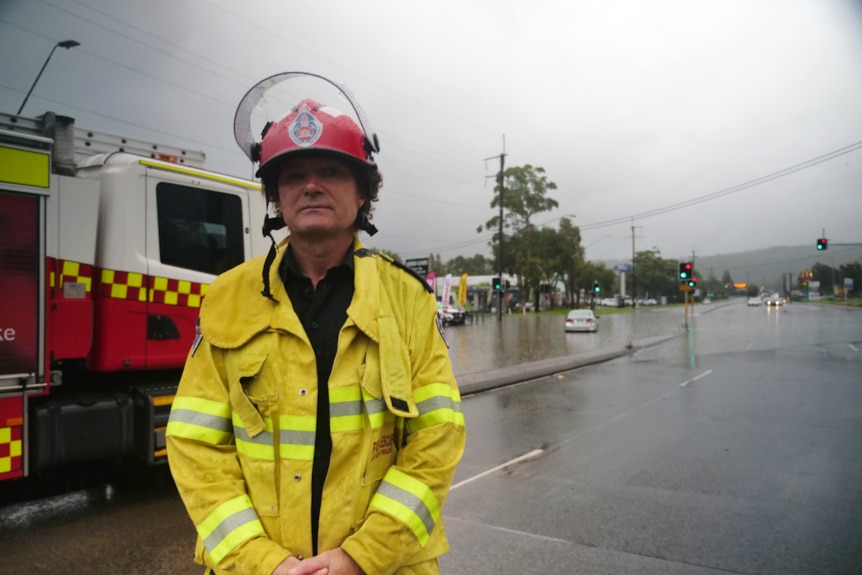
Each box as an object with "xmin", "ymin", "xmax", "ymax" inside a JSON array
[
  {"xmin": 613, "ymin": 264, "xmax": 632, "ymax": 272},
  {"xmin": 404, "ymin": 257, "xmax": 429, "ymax": 275},
  {"xmin": 679, "ymin": 285, "xmax": 692, "ymax": 292},
  {"xmin": 845, "ymin": 277, "xmax": 854, "ymax": 290}
]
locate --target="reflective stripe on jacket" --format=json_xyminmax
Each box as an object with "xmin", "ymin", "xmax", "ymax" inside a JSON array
[{"xmin": 166, "ymin": 236, "xmax": 465, "ymax": 575}]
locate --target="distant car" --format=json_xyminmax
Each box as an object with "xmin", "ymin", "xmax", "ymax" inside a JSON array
[
  {"xmin": 702, "ymin": 298, "xmax": 711, "ymax": 304},
  {"xmin": 765, "ymin": 296, "xmax": 785, "ymax": 307},
  {"xmin": 747, "ymin": 297, "xmax": 762, "ymax": 307},
  {"xmin": 437, "ymin": 302, "xmax": 467, "ymax": 326},
  {"xmin": 564, "ymin": 309, "xmax": 599, "ymax": 333}
]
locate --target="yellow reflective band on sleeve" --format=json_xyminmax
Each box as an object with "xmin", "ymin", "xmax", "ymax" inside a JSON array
[
  {"xmin": 360, "ymin": 387, "xmax": 389, "ymax": 429},
  {"xmin": 278, "ymin": 414, "xmax": 316, "ymax": 460},
  {"xmin": 406, "ymin": 382, "xmax": 464, "ymax": 434},
  {"xmin": 198, "ymin": 494, "xmax": 265, "ymax": 565},
  {"xmin": 232, "ymin": 413, "xmax": 275, "ymax": 460},
  {"xmin": 370, "ymin": 467, "xmax": 440, "ymax": 547},
  {"xmin": 329, "ymin": 386, "xmax": 364, "ymax": 433},
  {"xmin": 166, "ymin": 396, "xmax": 233, "ymax": 444}
]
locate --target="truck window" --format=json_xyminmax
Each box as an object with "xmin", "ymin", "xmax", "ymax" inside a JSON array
[{"xmin": 156, "ymin": 183, "xmax": 243, "ymax": 275}]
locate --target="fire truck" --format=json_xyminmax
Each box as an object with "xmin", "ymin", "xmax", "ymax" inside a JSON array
[{"xmin": 0, "ymin": 111, "xmax": 277, "ymax": 482}]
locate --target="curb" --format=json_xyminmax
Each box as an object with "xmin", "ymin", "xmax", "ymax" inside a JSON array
[{"xmin": 457, "ymin": 332, "xmax": 682, "ymax": 395}]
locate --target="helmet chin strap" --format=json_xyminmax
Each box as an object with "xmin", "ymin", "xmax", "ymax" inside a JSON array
[{"xmin": 358, "ymin": 211, "xmax": 378, "ymax": 236}]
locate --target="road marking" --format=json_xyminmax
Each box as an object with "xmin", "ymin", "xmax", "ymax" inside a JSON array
[
  {"xmin": 851, "ymin": 344, "xmax": 859, "ymax": 352},
  {"xmin": 447, "ymin": 517, "xmax": 571, "ymax": 543},
  {"xmin": 680, "ymin": 369, "xmax": 713, "ymax": 387},
  {"xmin": 451, "ymin": 448, "xmax": 544, "ymax": 490}
]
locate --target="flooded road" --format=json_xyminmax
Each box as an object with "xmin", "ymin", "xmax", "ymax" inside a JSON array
[{"xmin": 445, "ymin": 306, "xmax": 687, "ymax": 375}]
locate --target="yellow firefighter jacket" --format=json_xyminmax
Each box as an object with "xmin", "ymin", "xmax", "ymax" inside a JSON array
[{"xmin": 166, "ymin": 237, "xmax": 465, "ymax": 575}]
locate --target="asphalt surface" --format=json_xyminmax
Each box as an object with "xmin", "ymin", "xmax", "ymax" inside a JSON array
[{"xmin": 4, "ymin": 301, "xmax": 860, "ymax": 574}]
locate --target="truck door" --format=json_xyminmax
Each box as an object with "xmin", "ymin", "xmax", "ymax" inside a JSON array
[
  {"xmin": 0, "ymin": 149, "xmax": 47, "ymax": 480},
  {"xmin": 144, "ymin": 167, "xmax": 253, "ymax": 369},
  {"xmin": 0, "ymin": 192, "xmax": 44, "ymax": 385}
]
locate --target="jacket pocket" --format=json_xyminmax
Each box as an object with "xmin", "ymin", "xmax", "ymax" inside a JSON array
[
  {"xmin": 230, "ymin": 350, "xmax": 278, "ymax": 435},
  {"xmin": 229, "ymin": 349, "xmax": 279, "ymax": 516},
  {"xmin": 359, "ymin": 347, "xmax": 396, "ymax": 487}
]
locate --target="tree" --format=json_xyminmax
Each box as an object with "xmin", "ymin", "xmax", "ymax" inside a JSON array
[
  {"xmin": 838, "ymin": 262, "xmax": 862, "ymax": 298},
  {"xmin": 558, "ymin": 217, "xmax": 584, "ymax": 306},
  {"xmin": 428, "ymin": 253, "xmax": 444, "ymax": 275},
  {"xmin": 629, "ymin": 249, "xmax": 681, "ymax": 302},
  {"xmin": 478, "ymin": 164, "xmax": 559, "ymax": 305},
  {"xmin": 575, "ymin": 261, "xmax": 615, "ymax": 305},
  {"xmin": 444, "ymin": 254, "xmax": 492, "ymax": 275},
  {"xmin": 812, "ymin": 262, "xmax": 837, "ymax": 295}
]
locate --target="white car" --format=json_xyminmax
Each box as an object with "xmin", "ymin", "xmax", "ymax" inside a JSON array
[
  {"xmin": 747, "ymin": 297, "xmax": 762, "ymax": 307},
  {"xmin": 565, "ymin": 309, "xmax": 599, "ymax": 333}
]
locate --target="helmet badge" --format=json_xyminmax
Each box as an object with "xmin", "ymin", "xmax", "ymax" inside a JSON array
[{"xmin": 289, "ymin": 104, "xmax": 323, "ymax": 148}]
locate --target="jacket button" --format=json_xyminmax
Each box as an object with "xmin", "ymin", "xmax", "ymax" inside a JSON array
[
  {"xmin": 294, "ymin": 473, "xmax": 302, "ymax": 482},
  {"xmin": 299, "ymin": 388, "xmax": 307, "ymax": 397},
  {"xmin": 296, "ymin": 555, "xmax": 304, "ymax": 561}
]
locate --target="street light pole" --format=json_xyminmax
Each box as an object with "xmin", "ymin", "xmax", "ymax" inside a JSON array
[{"xmin": 17, "ymin": 39, "xmax": 80, "ymax": 116}]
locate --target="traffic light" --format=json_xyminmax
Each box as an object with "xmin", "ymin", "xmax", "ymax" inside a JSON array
[
  {"xmin": 688, "ymin": 277, "xmax": 697, "ymax": 288},
  {"xmin": 817, "ymin": 238, "xmax": 828, "ymax": 251},
  {"xmin": 593, "ymin": 281, "xmax": 601, "ymax": 294},
  {"xmin": 492, "ymin": 277, "xmax": 501, "ymax": 290},
  {"xmin": 678, "ymin": 262, "xmax": 692, "ymax": 280}
]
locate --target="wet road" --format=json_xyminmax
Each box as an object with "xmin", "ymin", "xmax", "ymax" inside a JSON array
[
  {"xmin": 2, "ymin": 301, "xmax": 861, "ymax": 574},
  {"xmin": 443, "ymin": 302, "xmax": 862, "ymax": 574},
  {"xmin": 444, "ymin": 305, "xmax": 687, "ymax": 375}
]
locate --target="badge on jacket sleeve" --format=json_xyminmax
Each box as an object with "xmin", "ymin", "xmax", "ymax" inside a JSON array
[
  {"xmin": 191, "ymin": 318, "xmax": 203, "ymax": 357},
  {"xmin": 435, "ymin": 314, "xmax": 449, "ymax": 348}
]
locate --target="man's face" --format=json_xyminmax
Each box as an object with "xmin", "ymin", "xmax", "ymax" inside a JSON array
[{"xmin": 276, "ymin": 155, "xmax": 365, "ymax": 239}]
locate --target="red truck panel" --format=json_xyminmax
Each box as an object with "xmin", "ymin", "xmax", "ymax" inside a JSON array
[
  {"xmin": 47, "ymin": 257, "xmax": 95, "ymax": 361},
  {"xmin": 0, "ymin": 396, "xmax": 24, "ymax": 479},
  {"xmin": 0, "ymin": 192, "xmax": 40, "ymax": 378}
]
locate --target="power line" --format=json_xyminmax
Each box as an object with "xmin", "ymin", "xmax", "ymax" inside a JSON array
[
  {"xmin": 578, "ymin": 139, "xmax": 862, "ymax": 231},
  {"xmin": 1, "ymin": 7, "xmax": 490, "ymax": 179},
  {"xmin": 401, "ymin": 138, "xmax": 862, "ymax": 256}
]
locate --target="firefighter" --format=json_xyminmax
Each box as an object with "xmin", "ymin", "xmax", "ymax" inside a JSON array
[{"xmin": 166, "ymin": 91, "xmax": 465, "ymax": 575}]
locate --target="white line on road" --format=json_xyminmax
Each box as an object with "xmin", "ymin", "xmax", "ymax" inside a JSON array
[
  {"xmin": 680, "ymin": 369, "xmax": 713, "ymax": 387},
  {"xmin": 447, "ymin": 517, "xmax": 571, "ymax": 543},
  {"xmin": 851, "ymin": 344, "xmax": 859, "ymax": 352},
  {"xmin": 450, "ymin": 448, "xmax": 544, "ymax": 490}
]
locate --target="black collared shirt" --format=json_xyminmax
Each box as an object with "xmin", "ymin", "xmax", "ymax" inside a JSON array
[{"xmin": 280, "ymin": 244, "xmax": 354, "ymax": 555}]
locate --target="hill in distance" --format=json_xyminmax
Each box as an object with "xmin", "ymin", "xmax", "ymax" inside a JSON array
[{"xmin": 605, "ymin": 244, "xmax": 862, "ymax": 289}]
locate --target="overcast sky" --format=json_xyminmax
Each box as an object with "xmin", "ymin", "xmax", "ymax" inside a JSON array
[{"xmin": 2, "ymin": 0, "xmax": 861, "ymax": 264}]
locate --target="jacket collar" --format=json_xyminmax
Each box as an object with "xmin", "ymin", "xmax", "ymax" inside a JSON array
[{"xmin": 201, "ymin": 235, "xmax": 380, "ymax": 348}]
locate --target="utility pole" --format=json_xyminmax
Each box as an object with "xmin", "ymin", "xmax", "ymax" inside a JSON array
[
  {"xmin": 691, "ymin": 248, "xmax": 697, "ymax": 308},
  {"xmin": 628, "ymin": 220, "xmax": 641, "ymax": 305},
  {"xmin": 485, "ymin": 137, "xmax": 506, "ymax": 322}
]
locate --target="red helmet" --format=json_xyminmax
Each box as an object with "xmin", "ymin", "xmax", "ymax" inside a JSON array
[{"xmin": 256, "ymin": 98, "xmax": 375, "ymax": 179}]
